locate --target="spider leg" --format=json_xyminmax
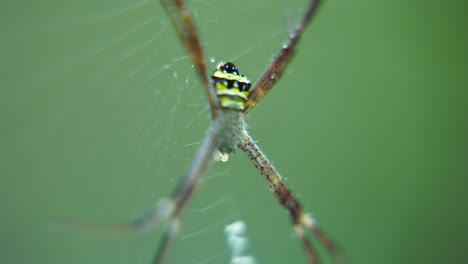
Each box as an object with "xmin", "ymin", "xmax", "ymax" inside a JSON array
[
  {"xmin": 53, "ymin": 127, "xmax": 219, "ymax": 264},
  {"xmin": 151, "ymin": 126, "xmax": 219, "ymax": 264},
  {"xmin": 301, "ymin": 214, "xmax": 343, "ymax": 260},
  {"xmin": 239, "ymin": 133, "xmax": 342, "ymax": 264},
  {"xmin": 152, "ymin": 218, "xmax": 179, "ymax": 264},
  {"xmin": 243, "ymin": 0, "xmax": 323, "ymax": 114},
  {"xmin": 160, "ymin": 0, "xmax": 219, "ymax": 118},
  {"xmin": 50, "ymin": 197, "xmax": 176, "ymax": 239}
]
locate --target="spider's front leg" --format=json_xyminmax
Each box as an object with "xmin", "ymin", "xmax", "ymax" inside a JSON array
[
  {"xmin": 160, "ymin": 0, "xmax": 220, "ymax": 118},
  {"xmin": 243, "ymin": 0, "xmax": 323, "ymax": 114}
]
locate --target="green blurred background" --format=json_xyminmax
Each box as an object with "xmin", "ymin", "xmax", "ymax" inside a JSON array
[{"xmin": 2, "ymin": 0, "xmax": 467, "ymax": 263}]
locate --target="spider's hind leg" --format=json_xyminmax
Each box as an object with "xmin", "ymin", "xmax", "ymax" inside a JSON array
[
  {"xmin": 152, "ymin": 217, "xmax": 180, "ymax": 264},
  {"xmin": 300, "ymin": 214, "xmax": 344, "ymax": 263},
  {"xmin": 239, "ymin": 133, "xmax": 343, "ymax": 264},
  {"xmin": 50, "ymin": 198, "xmax": 176, "ymax": 240}
]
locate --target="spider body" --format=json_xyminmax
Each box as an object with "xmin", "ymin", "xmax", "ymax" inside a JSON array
[
  {"xmin": 211, "ymin": 62, "xmax": 250, "ymax": 158},
  {"xmin": 212, "ymin": 62, "xmax": 251, "ymax": 111},
  {"xmin": 152, "ymin": 0, "xmax": 343, "ymax": 262},
  {"xmin": 213, "ymin": 110, "xmax": 245, "ymax": 157}
]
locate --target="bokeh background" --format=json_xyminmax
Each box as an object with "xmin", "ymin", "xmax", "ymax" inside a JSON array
[{"xmin": 2, "ymin": 0, "xmax": 467, "ymax": 263}]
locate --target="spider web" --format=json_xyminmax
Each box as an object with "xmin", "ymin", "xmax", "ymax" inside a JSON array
[
  {"xmin": 5, "ymin": 1, "xmax": 468, "ymax": 264},
  {"xmin": 1, "ymin": 1, "xmax": 337, "ymax": 264}
]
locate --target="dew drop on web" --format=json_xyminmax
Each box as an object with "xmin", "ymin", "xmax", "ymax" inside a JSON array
[{"xmin": 213, "ymin": 150, "xmax": 229, "ymax": 162}]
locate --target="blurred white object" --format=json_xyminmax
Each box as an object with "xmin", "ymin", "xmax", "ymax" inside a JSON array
[{"xmin": 225, "ymin": 221, "xmax": 257, "ymax": 264}]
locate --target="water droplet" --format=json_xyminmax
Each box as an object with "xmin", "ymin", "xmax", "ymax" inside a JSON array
[{"xmin": 213, "ymin": 151, "xmax": 229, "ymax": 162}]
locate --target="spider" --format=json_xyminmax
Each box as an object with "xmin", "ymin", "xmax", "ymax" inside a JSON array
[{"xmin": 62, "ymin": 0, "xmax": 342, "ymax": 263}]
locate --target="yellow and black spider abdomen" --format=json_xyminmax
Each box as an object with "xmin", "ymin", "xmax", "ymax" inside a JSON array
[{"xmin": 211, "ymin": 62, "xmax": 251, "ymax": 111}]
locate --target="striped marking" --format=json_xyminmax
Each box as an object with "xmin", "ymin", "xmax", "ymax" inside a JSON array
[{"xmin": 211, "ymin": 62, "xmax": 251, "ymax": 111}]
